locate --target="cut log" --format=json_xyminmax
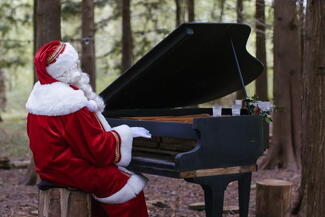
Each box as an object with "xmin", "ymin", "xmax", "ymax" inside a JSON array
[
  {"xmin": 0, "ymin": 156, "xmax": 11, "ymax": 169},
  {"xmin": 256, "ymin": 179, "xmax": 292, "ymax": 217},
  {"xmin": 11, "ymin": 160, "xmax": 30, "ymax": 169},
  {"xmin": 38, "ymin": 188, "xmax": 91, "ymax": 217}
]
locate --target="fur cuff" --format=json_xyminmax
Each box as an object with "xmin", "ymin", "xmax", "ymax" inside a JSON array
[
  {"xmin": 112, "ymin": 125, "xmax": 133, "ymax": 167},
  {"xmin": 92, "ymin": 172, "xmax": 148, "ymax": 204}
]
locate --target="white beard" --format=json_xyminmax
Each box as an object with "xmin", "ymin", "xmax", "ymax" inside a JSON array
[
  {"xmin": 52, "ymin": 64, "xmax": 105, "ymax": 113},
  {"xmin": 72, "ymin": 72, "xmax": 105, "ymax": 113}
]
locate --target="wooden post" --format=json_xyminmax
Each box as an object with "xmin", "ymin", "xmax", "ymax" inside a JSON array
[
  {"xmin": 39, "ymin": 188, "xmax": 91, "ymax": 217},
  {"xmin": 256, "ymin": 179, "xmax": 292, "ymax": 217}
]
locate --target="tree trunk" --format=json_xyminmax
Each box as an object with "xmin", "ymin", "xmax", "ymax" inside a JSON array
[
  {"xmin": 295, "ymin": 1, "xmax": 325, "ymax": 216},
  {"xmin": 260, "ymin": 0, "xmax": 302, "ymax": 170},
  {"xmin": 33, "ymin": 0, "xmax": 38, "ymax": 83},
  {"xmin": 255, "ymin": 0, "xmax": 268, "ymax": 101},
  {"xmin": 187, "ymin": 0, "xmax": 195, "ymax": 22},
  {"xmin": 36, "ymin": 0, "xmax": 61, "ymax": 50},
  {"xmin": 175, "ymin": 0, "xmax": 181, "ymax": 27},
  {"xmin": 219, "ymin": 0, "xmax": 225, "ymax": 22},
  {"xmin": 236, "ymin": 0, "xmax": 243, "ymax": 23},
  {"xmin": 24, "ymin": 0, "xmax": 61, "ymax": 186},
  {"xmin": 81, "ymin": 0, "xmax": 96, "ymax": 90},
  {"xmin": 0, "ymin": 70, "xmax": 6, "ymax": 122},
  {"xmin": 121, "ymin": 0, "xmax": 133, "ymax": 73}
]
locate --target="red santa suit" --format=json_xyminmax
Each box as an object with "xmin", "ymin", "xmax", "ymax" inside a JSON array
[{"xmin": 26, "ymin": 40, "xmax": 149, "ymax": 217}]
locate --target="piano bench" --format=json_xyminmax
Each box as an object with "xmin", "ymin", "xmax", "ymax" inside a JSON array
[{"xmin": 38, "ymin": 180, "xmax": 91, "ymax": 217}]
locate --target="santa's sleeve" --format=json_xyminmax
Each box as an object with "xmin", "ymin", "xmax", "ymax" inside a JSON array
[
  {"xmin": 94, "ymin": 112, "xmax": 134, "ymax": 167},
  {"xmin": 63, "ymin": 107, "xmax": 132, "ymax": 167}
]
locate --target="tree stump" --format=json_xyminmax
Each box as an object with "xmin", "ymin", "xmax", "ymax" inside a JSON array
[
  {"xmin": 256, "ymin": 179, "xmax": 292, "ymax": 217},
  {"xmin": 39, "ymin": 188, "xmax": 91, "ymax": 217}
]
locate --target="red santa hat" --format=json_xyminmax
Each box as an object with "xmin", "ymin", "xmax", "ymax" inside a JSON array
[{"xmin": 34, "ymin": 40, "xmax": 79, "ymax": 84}]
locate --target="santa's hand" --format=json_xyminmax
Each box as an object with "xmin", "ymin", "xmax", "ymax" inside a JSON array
[{"xmin": 130, "ymin": 127, "xmax": 152, "ymax": 138}]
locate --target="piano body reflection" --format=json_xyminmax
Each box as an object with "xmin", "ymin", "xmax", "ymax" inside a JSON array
[{"xmin": 100, "ymin": 23, "xmax": 267, "ymax": 217}]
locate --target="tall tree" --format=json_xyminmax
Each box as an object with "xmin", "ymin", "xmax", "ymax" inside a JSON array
[
  {"xmin": 0, "ymin": 70, "xmax": 5, "ymax": 122},
  {"xmin": 33, "ymin": 0, "xmax": 38, "ymax": 83},
  {"xmin": 298, "ymin": 0, "xmax": 304, "ymax": 82},
  {"xmin": 121, "ymin": 0, "xmax": 133, "ymax": 73},
  {"xmin": 260, "ymin": 0, "xmax": 302, "ymax": 170},
  {"xmin": 175, "ymin": 0, "xmax": 186, "ymax": 27},
  {"xmin": 23, "ymin": 0, "xmax": 61, "ymax": 186},
  {"xmin": 175, "ymin": 0, "xmax": 182, "ymax": 27},
  {"xmin": 294, "ymin": 0, "xmax": 325, "ymax": 216},
  {"xmin": 81, "ymin": 0, "xmax": 96, "ymax": 90},
  {"xmin": 187, "ymin": 0, "xmax": 195, "ymax": 22},
  {"xmin": 236, "ymin": 0, "xmax": 245, "ymax": 99},
  {"xmin": 36, "ymin": 0, "xmax": 61, "ymax": 50},
  {"xmin": 219, "ymin": 0, "xmax": 225, "ymax": 22},
  {"xmin": 236, "ymin": 0, "xmax": 243, "ymax": 24},
  {"xmin": 255, "ymin": 0, "xmax": 268, "ymax": 101}
]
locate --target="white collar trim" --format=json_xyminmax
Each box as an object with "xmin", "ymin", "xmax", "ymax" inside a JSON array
[{"xmin": 26, "ymin": 81, "xmax": 93, "ymax": 116}]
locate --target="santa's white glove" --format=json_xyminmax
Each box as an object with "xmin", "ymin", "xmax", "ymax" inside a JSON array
[{"xmin": 130, "ymin": 127, "xmax": 152, "ymax": 138}]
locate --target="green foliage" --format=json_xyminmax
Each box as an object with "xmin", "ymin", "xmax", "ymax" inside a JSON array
[
  {"xmin": 0, "ymin": 0, "xmax": 32, "ymax": 70},
  {"xmin": 0, "ymin": 0, "xmax": 275, "ymax": 118},
  {"xmin": 243, "ymin": 96, "xmax": 273, "ymax": 123},
  {"xmin": 62, "ymin": 0, "xmax": 81, "ymax": 20},
  {"xmin": 132, "ymin": 0, "xmax": 172, "ymax": 60}
]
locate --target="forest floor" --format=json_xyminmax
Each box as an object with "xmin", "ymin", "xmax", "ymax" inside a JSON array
[
  {"xmin": 0, "ymin": 159, "xmax": 300, "ymax": 217},
  {"xmin": 0, "ymin": 118, "xmax": 301, "ymax": 217}
]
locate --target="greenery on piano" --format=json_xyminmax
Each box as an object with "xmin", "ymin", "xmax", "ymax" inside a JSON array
[{"xmin": 243, "ymin": 96, "xmax": 273, "ymax": 123}]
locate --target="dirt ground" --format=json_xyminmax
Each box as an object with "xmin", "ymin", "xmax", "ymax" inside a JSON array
[{"xmin": 0, "ymin": 160, "xmax": 300, "ymax": 217}]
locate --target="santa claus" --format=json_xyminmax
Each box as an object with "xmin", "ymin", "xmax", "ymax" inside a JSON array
[{"xmin": 26, "ymin": 40, "xmax": 150, "ymax": 217}]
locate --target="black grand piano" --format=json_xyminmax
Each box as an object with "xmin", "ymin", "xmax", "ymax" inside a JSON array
[{"xmin": 100, "ymin": 23, "xmax": 267, "ymax": 217}]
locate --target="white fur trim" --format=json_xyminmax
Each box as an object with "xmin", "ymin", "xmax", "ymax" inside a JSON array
[
  {"xmin": 87, "ymin": 100, "xmax": 98, "ymax": 112},
  {"xmin": 118, "ymin": 166, "xmax": 134, "ymax": 175},
  {"xmin": 26, "ymin": 81, "xmax": 91, "ymax": 116},
  {"xmin": 92, "ymin": 172, "xmax": 148, "ymax": 204},
  {"xmin": 95, "ymin": 112, "xmax": 112, "ymax": 131},
  {"xmin": 113, "ymin": 125, "xmax": 133, "ymax": 167},
  {"xmin": 46, "ymin": 43, "xmax": 79, "ymax": 78}
]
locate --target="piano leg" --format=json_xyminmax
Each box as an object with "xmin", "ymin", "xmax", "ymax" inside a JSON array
[
  {"xmin": 238, "ymin": 172, "xmax": 252, "ymax": 217},
  {"xmin": 185, "ymin": 175, "xmax": 234, "ymax": 217},
  {"xmin": 202, "ymin": 185, "xmax": 226, "ymax": 217},
  {"xmin": 186, "ymin": 173, "xmax": 253, "ymax": 217}
]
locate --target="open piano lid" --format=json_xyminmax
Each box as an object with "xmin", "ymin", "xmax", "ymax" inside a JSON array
[{"xmin": 100, "ymin": 23, "xmax": 263, "ymax": 111}]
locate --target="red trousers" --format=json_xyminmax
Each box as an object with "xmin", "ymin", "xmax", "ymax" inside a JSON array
[{"xmin": 92, "ymin": 192, "xmax": 149, "ymax": 217}]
